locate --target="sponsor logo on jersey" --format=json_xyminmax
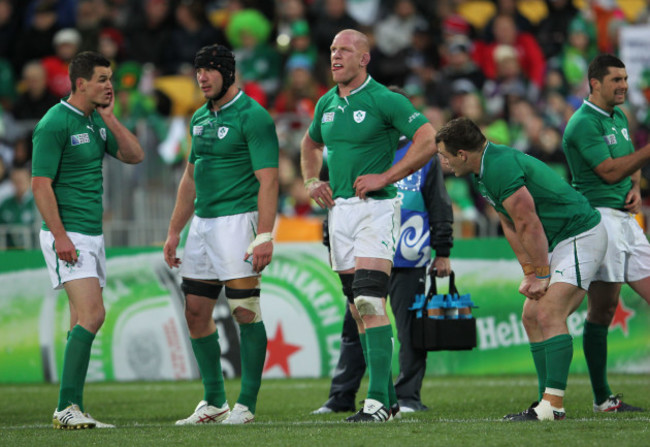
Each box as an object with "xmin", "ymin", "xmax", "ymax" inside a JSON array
[
  {"xmin": 218, "ymin": 127, "xmax": 229, "ymax": 139},
  {"xmin": 322, "ymin": 112, "xmax": 334, "ymax": 123},
  {"xmin": 100, "ymin": 128, "xmax": 107, "ymax": 141},
  {"xmin": 604, "ymin": 134, "xmax": 617, "ymax": 145},
  {"xmin": 337, "ymin": 105, "xmax": 346, "ymax": 113},
  {"xmin": 71, "ymin": 133, "xmax": 90, "ymax": 146},
  {"xmin": 353, "ymin": 110, "xmax": 366, "ymax": 123},
  {"xmin": 408, "ymin": 112, "xmax": 421, "ymax": 123},
  {"xmin": 192, "ymin": 125, "xmax": 203, "ymax": 136}
]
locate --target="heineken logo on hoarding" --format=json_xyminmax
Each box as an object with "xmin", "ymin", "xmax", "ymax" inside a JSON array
[
  {"xmin": 261, "ymin": 249, "xmax": 345, "ymax": 378},
  {"xmin": 610, "ymin": 298, "xmax": 635, "ymax": 335}
]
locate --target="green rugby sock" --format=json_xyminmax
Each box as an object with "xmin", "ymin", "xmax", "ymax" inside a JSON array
[
  {"xmin": 58, "ymin": 325, "xmax": 94, "ymax": 412},
  {"xmin": 583, "ymin": 321, "xmax": 612, "ymax": 405},
  {"xmin": 545, "ymin": 334, "xmax": 573, "ymax": 393},
  {"xmin": 191, "ymin": 332, "xmax": 226, "ymax": 407},
  {"xmin": 360, "ymin": 332, "xmax": 396, "ymax": 407},
  {"xmin": 365, "ymin": 325, "xmax": 393, "ymax": 408},
  {"xmin": 238, "ymin": 322, "xmax": 267, "ymax": 414},
  {"xmin": 530, "ymin": 341, "xmax": 547, "ymax": 402}
]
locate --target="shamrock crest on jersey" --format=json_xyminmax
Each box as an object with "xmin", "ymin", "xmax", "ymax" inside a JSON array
[
  {"xmin": 353, "ymin": 110, "xmax": 366, "ymax": 123},
  {"xmin": 218, "ymin": 127, "xmax": 229, "ymax": 139}
]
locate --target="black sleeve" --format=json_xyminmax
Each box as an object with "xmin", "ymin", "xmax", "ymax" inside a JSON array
[{"xmin": 422, "ymin": 155, "xmax": 453, "ymax": 257}]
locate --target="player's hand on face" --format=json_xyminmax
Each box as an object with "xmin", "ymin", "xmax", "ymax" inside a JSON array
[
  {"xmin": 353, "ymin": 174, "xmax": 387, "ymax": 199},
  {"xmin": 163, "ymin": 234, "xmax": 182, "ymax": 269},
  {"xmin": 55, "ymin": 234, "xmax": 78, "ymax": 265},
  {"xmin": 95, "ymin": 89, "xmax": 115, "ymax": 118},
  {"xmin": 307, "ymin": 180, "xmax": 335, "ymax": 208},
  {"xmin": 245, "ymin": 241, "xmax": 273, "ymax": 273}
]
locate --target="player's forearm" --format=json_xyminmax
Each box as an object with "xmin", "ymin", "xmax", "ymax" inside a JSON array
[
  {"xmin": 104, "ymin": 115, "xmax": 145, "ymax": 164},
  {"xmin": 383, "ymin": 125, "xmax": 436, "ymax": 184},
  {"xmin": 597, "ymin": 145, "xmax": 650, "ymax": 184},
  {"xmin": 514, "ymin": 219, "xmax": 549, "ymax": 272},
  {"xmin": 300, "ymin": 145, "xmax": 323, "ymax": 181},
  {"xmin": 167, "ymin": 175, "xmax": 195, "ymax": 236},
  {"xmin": 257, "ymin": 182, "xmax": 278, "ymax": 235},
  {"xmin": 32, "ymin": 180, "xmax": 66, "ymax": 239}
]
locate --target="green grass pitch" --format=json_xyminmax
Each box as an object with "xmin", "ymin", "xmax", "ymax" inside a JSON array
[{"xmin": 1, "ymin": 374, "xmax": 648, "ymax": 446}]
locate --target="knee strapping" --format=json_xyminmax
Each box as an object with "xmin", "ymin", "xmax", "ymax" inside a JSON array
[
  {"xmin": 340, "ymin": 273, "xmax": 354, "ymax": 304},
  {"xmin": 352, "ymin": 269, "xmax": 389, "ymax": 298},
  {"xmin": 352, "ymin": 270, "xmax": 389, "ymax": 316},
  {"xmin": 226, "ymin": 287, "xmax": 262, "ymax": 323},
  {"xmin": 181, "ymin": 279, "xmax": 222, "ymax": 299}
]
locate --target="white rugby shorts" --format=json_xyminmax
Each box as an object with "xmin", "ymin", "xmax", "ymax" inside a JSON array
[
  {"xmin": 39, "ymin": 230, "xmax": 106, "ymax": 290},
  {"xmin": 548, "ymin": 220, "xmax": 607, "ymax": 290},
  {"xmin": 180, "ymin": 212, "xmax": 259, "ymax": 281},
  {"xmin": 594, "ymin": 207, "xmax": 650, "ymax": 282},
  {"xmin": 328, "ymin": 196, "xmax": 400, "ymax": 272}
]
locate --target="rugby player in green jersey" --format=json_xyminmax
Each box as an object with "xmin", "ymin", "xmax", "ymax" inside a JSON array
[
  {"xmin": 300, "ymin": 29, "xmax": 437, "ymax": 422},
  {"xmin": 164, "ymin": 44, "xmax": 279, "ymax": 425},
  {"xmin": 564, "ymin": 54, "xmax": 650, "ymax": 413},
  {"xmin": 436, "ymin": 117, "xmax": 607, "ymax": 421},
  {"xmin": 32, "ymin": 51, "xmax": 144, "ymax": 429}
]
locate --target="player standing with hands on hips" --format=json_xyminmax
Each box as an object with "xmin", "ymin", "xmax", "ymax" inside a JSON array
[
  {"xmin": 32, "ymin": 51, "xmax": 144, "ymax": 429},
  {"xmin": 300, "ymin": 29, "xmax": 437, "ymax": 422},
  {"xmin": 164, "ymin": 44, "xmax": 279, "ymax": 425}
]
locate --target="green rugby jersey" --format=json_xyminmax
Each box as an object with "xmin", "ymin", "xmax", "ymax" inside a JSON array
[
  {"xmin": 563, "ymin": 100, "xmax": 634, "ymax": 209},
  {"xmin": 32, "ymin": 99, "xmax": 119, "ymax": 235},
  {"xmin": 474, "ymin": 142, "xmax": 600, "ymax": 250},
  {"xmin": 309, "ymin": 76, "xmax": 429, "ymax": 199},
  {"xmin": 189, "ymin": 90, "xmax": 279, "ymax": 218}
]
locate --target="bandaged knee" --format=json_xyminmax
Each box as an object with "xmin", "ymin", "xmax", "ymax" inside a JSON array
[
  {"xmin": 226, "ymin": 287, "xmax": 262, "ymax": 324},
  {"xmin": 352, "ymin": 269, "xmax": 389, "ymax": 316}
]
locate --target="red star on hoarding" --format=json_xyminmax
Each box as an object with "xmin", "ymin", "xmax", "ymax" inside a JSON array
[
  {"xmin": 263, "ymin": 323, "xmax": 301, "ymax": 376},
  {"xmin": 609, "ymin": 297, "xmax": 635, "ymax": 336}
]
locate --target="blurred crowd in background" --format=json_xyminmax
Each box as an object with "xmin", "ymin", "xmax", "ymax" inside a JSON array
[{"xmin": 1, "ymin": 0, "xmax": 650, "ymax": 249}]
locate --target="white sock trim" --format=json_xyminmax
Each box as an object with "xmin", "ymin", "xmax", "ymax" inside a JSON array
[{"xmin": 544, "ymin": 387, "xmax": 565, "ymax": 397}]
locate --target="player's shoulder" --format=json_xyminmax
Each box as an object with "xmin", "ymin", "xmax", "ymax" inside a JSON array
[{"xmin": 34, "ymin": 102, "xmax": 70, "ymax": 132}]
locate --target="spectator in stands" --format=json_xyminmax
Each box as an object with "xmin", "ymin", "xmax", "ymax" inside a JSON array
[
  {"xmin": 473, "ymin": 14, "xmax": 546, "ymax": 90},
  {"xmin": 227, "ymin": 9, "xmax": 281, "ymax": 98},
  {"xmin": 272, "ymin": 54, "xmax": 327, "ymax": 118},
  {"xmin": 164, "ymin": 0, "xmax": 225, "ymax": 75},
  {"xmin": 13, "ymin": 0, "xmax": 59, "ymax": 75},
  {"xmin": 75, "ymin": 0, "xmax": 110, "ymax": 53},
  {"xmin": 0, "ymin": 163, "xmax": 35, "ymax": 248},
  {"xmin": 310, "ymin": 0, "xmax": 359, "ymax": 59},
  {"xmin": 561, "ymin": 16, "xmax": 598, "ymax": 97},
  {"xmin": 41, "ymin": 28, "xmax": 81, "ymax": 98},
  {"xmin": 482, "ymin": 0, "xmax": 535, "ymax": 42},
  {"xmin": 535, "ymin": 0, "xmax": 578, "ymax": 60},
  {"xmin": 98, "ymin": 27, "xmax": 125, "ymax": 68},
  {"xmin": 432, "ymin": 35, "xmax": 484, "ymax": 109},
  {"xmin": 12, "ymin": 60, "xmax": 58, "ymax": 121},
  {"xmin": 124, "ymin": 0, "xmax": 174, "ymax": 69},
  {"xmin": 0, "ymin": 0, "xmax": 19, "ymax": 60},
  {"xmin": 287, "ymin": 20, "xmax": 318, "ymax": 69}
]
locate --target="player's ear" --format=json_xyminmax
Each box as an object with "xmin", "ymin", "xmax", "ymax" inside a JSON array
[{"xmin": 360, "ymin": 52, "xmax": 370, "ymax": 67}]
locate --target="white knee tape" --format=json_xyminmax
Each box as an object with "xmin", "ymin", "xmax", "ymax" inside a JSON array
[
  {"xmin": 354, "ymin": 295, "xmax": 385, "ymax": 316},
  {"xmin": 228, "ymin": 296, "xmax": 263, "ymax": 323}
]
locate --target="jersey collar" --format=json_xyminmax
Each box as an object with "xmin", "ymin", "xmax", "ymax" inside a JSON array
[
  {"xmin": 220, "ymin": 89, "xmax": 243, "ymax": 110},
  {"xmin": 60, "ymin": 98, "xmax": 85, "ymax": 117},
  {"xmin": 479, "ymin": 141, "xmax": 491, "ymax": 178},
  {"xmin": 583, "ymin": 99, "xmax": 613, "ymax": 117},
  {"xmin": 338, "ymin": 75, "xmax": 372, "ymax": 97}
]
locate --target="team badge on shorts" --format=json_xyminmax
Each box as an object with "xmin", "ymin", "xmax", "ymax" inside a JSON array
[
  {"xmin": 353, "ymin": 110, "xmax": 366, "ymax": 123},
  {"xmin": 218, "ymin": 127, "xmax": 229, "ymax": 139}
]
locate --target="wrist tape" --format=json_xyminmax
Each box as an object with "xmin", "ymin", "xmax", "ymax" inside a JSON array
[{"xmin": 247, "ymin": 232, "xmax": 273, "ymax": 255}]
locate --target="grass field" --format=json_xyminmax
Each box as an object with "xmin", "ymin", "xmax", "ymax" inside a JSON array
[{"xmin": 1, "ymin": 374, "xmax": 648, "ymax": 447}]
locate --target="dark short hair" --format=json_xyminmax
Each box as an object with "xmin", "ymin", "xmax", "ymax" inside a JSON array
[
  {"xmin": 435, "ymin": 117, "xmax": 486, "ymax": 156},
  {"xmin": 588, "ymin": 54, "xmax": 625, "ymax": 92},
  {"xmin": 68, "ymin": 51, "xmax": 111, "ymax": 92}
]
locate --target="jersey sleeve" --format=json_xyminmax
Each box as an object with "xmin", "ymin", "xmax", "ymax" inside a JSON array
[
  {"xmin": 308, "ymin": 96, "xmax": 325, "ymax": 144},
  {"xmin": 484, "ymin": 153, "xmax": 525, "ymax": 204},
  {"xmin": 565, "ymin": 115, "xmax": 611, "ymax": 169},
  {"xmin": 188, "ymin": 113, "xmax": 198, "ymax": 164},
  {"xmin": 244, "ymin": 107, "xmax": 279, "ymax": 171},
  {"xmin": 380, "ymin": 92, "xmax": 429, "ymax": 140},
  {"xmin": 31, "ymin": 120, "xmax": 67, "ymax": 179}
]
